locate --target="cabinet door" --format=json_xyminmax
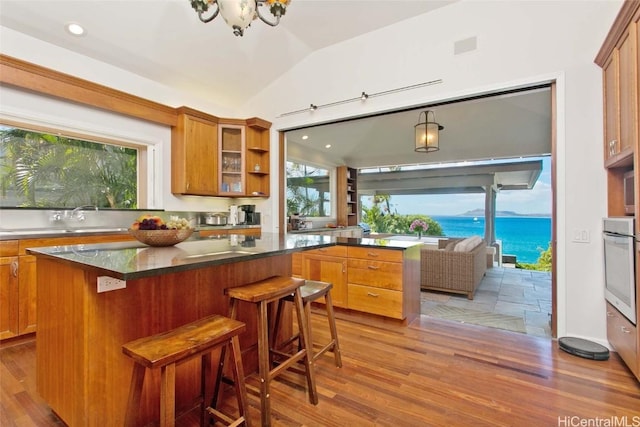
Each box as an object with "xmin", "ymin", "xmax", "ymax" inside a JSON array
[
  {"xmin": 0, "ymin": 256, "xmax": 19, "ymax": 339},
  {"xmin": 219, "ymin": 124, "xmax": 245, "ymax": 196},
  {"xmin": 606, "ymin": 303, "xmax": 638, "ymax": 376},
  {"xmin": 603, "ymin": 52, "xmax": 619, "ymax": 161},
  {"xmin": 18, "ymin": 255, "xmax": 37, "ymax": 335},
  {"xmin": 302, "ymin": 254, "xmax": 347, "ymax": 308},
  {"xmin": 172, "ymin": 113, "xmax": 218, "ymax": 195},
  {"xmin": 618, "ymin": 28, "xmax": 636, "ymax": 155}
]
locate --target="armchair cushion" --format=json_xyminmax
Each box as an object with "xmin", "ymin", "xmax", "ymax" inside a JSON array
[{"xmin": 454, "ymin": 235, "xmax": 483, "ymax": 252}]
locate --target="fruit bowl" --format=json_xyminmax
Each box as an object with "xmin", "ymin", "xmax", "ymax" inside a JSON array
[{"xmin": 128, "ymin": 228, "xmax": 194, "ymax": 247}]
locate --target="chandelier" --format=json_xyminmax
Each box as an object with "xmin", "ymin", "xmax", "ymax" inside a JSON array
[{"xmin": 189, "ymin": 0, "xmax": 290, "ymax": 36}]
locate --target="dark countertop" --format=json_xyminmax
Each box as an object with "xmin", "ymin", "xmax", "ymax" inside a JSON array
[{"xmin": 26, "ymin": 232, "xmax": 422, "ymax": 280}]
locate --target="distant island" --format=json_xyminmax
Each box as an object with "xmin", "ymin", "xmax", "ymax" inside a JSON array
[{"xmin": 459, "ymin": 209, "xmax": 551, "ymax": 218}]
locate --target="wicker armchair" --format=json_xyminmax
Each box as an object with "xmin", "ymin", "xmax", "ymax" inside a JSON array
[{"xmin": 420, "ymin": 238, "xmax": 487, "ymax": 299}]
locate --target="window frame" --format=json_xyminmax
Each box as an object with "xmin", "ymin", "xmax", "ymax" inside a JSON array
[
  {"xmin": 285, "ymin": 158, "xmax": 335, "ymax": 219},
  {"xmin": 0, "ymin": 118, "xmax": 156, "ymax": 209}
]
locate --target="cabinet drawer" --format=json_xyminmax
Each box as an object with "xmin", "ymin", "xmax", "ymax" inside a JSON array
[
  {"xmin": 305, "ymin": 245, "xmax": 347, "ymax": 257},
  {"xmin": 0, "ymin": 240, "xmax": 19, "ymax": 257},
  {"xmin": 347, "ymin": 247, "xmax": 403, "ymax": 263},
  {"xmin": 606, "ymin": 303, "xmax": 638, "ymax": 375},
  {"xmin": 348, "ymin": 259, "xmax": 402, "ymax": 290},
  {"xmin": 348, "ymin": 284, "xmax": 403, "ymax": 319}
]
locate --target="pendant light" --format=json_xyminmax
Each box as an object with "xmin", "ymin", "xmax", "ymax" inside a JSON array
[{"xmin": 414, "ymin": 110, "xmax": 444, "ymax": 153}]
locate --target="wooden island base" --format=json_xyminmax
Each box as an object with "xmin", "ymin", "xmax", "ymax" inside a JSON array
[{"xmin": 36, "ymin": 254, "xmax": 292, "ymax": 426}]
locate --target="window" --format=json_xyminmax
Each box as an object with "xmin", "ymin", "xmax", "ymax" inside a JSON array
[
  {"xmin": 0, "ymin": 125, "xmax": 140, "ymax": 209},
  {"xmin": 286, "ymin": 161, "xmax": 331, "ymax": 217}
]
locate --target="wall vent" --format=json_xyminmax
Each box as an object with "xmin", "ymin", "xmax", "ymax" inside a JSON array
[{"xmin": 454, "ymin": 36, "xmax": 478, "ymax": 55}]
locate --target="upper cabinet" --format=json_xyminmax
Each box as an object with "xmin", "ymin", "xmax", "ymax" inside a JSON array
[
  {"xmin": 218, "ymin": 122, "xmax": 245, "ymax": 196},
  {"xmin": 172, "ymin": 107, "xmax": 219, "ymax": 196},
  {"xmin": 171, "ymin": 107, "xmax": 271, "ymax": 198},
  {"xmin": 597, "ymin": 2, "xmax": 639, "ymax": 169}
]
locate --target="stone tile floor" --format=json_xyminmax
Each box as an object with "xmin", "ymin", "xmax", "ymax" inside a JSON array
[{"xmin": 421, "ymin": 266, "xmax": 553, "ymax": 338}]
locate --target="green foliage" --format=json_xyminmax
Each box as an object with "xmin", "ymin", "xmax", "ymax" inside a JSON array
[
  {"xmin": 517, "ymin": 243, "xmax": 552, "ymax": 271},
  {"xmin": 286, "ymin": 161, "xmax": 329, "ymax": 216},
  {"xmin": 361, "ymin": 195, "xmax": 443, "ymax": 236},
  {"xmin": 0, "ymin": 127, "xmax": 137, "ymax": 208}
]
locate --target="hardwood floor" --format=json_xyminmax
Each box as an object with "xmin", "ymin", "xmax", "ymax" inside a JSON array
[{"xmin": 2, "ymin": 309, "xmax": 639, "ymax": 426}]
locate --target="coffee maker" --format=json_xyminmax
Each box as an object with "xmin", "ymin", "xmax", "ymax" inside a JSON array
[{"xmin": 239, "ymin": 204, "xmax": 260, "ymax": 225}]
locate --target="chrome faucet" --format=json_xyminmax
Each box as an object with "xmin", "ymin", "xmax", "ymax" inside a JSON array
[{"xmin": 69, "ymin": 205, "xmax": 98, "ymax": 222}]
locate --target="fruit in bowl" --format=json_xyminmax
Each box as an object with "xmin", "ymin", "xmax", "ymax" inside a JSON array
[{"xmin": 129, "ymin": 216, "xmax": 193, "ymax": 246}]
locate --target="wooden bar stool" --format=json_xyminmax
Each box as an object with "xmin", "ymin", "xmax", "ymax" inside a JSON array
[
  {"xmin": 122, "ymin": 314, "xmax": 250, "ymax": 427},
  {"xmin": 225, "ymin": 276, "xmax": 318, "ymax": 427},
  {"xmin": 272, "ymin": 280, "xmax": 342, "ymax": 367}
]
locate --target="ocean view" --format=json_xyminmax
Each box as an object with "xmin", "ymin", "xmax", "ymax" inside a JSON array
[{"xmin": 430, "ymin": 216, "xmax": 551, "ymax": 264}]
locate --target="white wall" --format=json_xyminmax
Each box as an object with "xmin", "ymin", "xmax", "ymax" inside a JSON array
[{"xmin": 242, "ymin": 0, "xmax": 624, "ymax": 342}]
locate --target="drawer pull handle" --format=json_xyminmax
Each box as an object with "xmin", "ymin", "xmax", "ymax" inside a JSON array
[
  {"xmin": 621, "ymin": 327, "xmax": 631, "ymax": 334},
  {"xmin": 606, "ymin": 311, "xmax": 613, "ymax": 317},
  {"xmin": 10, "ymin": 260, "xmax": 18, "ymax": 278},
  {"xmin": 367, "ymin": 292, "xmax": 380, "ymax": 298},
  {"xmin": 367, "ymin": 252, "xmax": 379, "ymax": 258},
  {"xmin": 367, "ymin": 265, "xmax": 379, "ymax": 270},
  {"xmin": 318, "ymin": 248, "xmax": 327, "ymax": 252}
]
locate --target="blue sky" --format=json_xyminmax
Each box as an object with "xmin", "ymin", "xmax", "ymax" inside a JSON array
[{"xmin": 362, "ymin": 157, "xmax": 552, "ymax": 216}]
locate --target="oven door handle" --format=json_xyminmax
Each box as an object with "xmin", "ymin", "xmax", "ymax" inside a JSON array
[{"xmin": 603, "ymin": 231, "xmax": 636, "ymax": 244}]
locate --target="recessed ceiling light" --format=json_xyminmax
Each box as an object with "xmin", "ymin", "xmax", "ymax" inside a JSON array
[
  {"xmin": 66, "ymin": 22, "xmax": 86, "ymax": 36},
  {"xmin": 325, "ymin": 144, "xmax": 332, "ymax": 149},
  {"xmin": 301, "ymin": 135, "xmax": 309, "ymax": 140}
]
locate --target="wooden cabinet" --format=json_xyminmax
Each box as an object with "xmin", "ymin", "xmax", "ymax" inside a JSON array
[
  {"xmin": 0, "ymin": 240, "xmax": 19, "ymax": 339},
  {"xmin": 295, "ymin": 243, "xmax": 421, "ymax": 321},
  {"xmin": 596, "ymin": 0, "xmax": 640, "ymax": 381},
  {"xmin": 301, "ymin": 246, "xmax": 348, "ymax": 308},
  {"xmin": 172, "ymin": 108, "xmax": 271, "ymax": 198},
  {"xmin": 219, "ymin": 118, "xmax": 272, "ymax": 197},
  {"xmin": 245, "ymin": 118, "xmax": 271, "ymax": 197},
  {"xmin": 219, "ymin": 122, "xmax": 245, "ymax": 196},
  {"xmin": 0, "ymin": 233, "xmax": 135, "ymax": 341},
  {"xmin": 337, "ymin": 166, "xmax": 358, "ymax": 227},
  {"xmin": 606, "ymin": 302, "xmax": 638, "ymax": 374},
  {"xmin": 171, "ymin": 107, "xmax": 219, "ymax": 196},
  {"xmin": 602, "ymin": 6, "xmax": 638, "ymax": 168},
  {"xmin": 347, "ymin": 247, "xmax": 406, "ymax": 319}
]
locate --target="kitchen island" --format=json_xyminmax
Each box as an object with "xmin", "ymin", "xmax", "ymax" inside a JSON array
[{"xmin": 28, "ymin": 232, "xmax": 421, "ymax": 425}]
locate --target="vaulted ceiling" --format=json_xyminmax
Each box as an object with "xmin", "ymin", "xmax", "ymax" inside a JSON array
[
  {"xmin": 1, "ymin": 1, "xmax": 552, "ymax": 184},
  {"xmin": 0, "ymin": 0, "xmax": 457, "ymax": 108}
]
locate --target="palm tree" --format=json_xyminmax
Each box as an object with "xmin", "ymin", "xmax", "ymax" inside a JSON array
[{"xmin": 0, "ymin": 127, "xmax": 137, "ymax": 208}]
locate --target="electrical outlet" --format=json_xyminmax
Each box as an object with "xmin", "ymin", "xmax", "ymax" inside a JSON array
[
  {"xmin": 97, "ymin": 276, "xmax": 127, "ymax": 293},
  {"xmin": 572, "ymin": 229, "xmax": 590, "ymax": 243}
]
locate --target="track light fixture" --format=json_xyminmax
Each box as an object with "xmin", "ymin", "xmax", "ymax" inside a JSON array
[{"xmin": 278, "ymin": 79, "xmax": 443, "ymax": 117}]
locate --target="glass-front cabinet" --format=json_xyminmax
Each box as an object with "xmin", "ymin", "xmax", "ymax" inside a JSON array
[{"xmin": 219, "ymin": 124, "xmax": 245, "ymax": 196}]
